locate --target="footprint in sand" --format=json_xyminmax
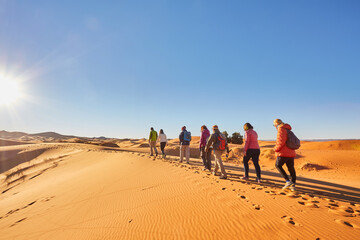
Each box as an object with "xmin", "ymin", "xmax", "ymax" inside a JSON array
[
  {"xmin": 252, "ymin": 204, "xmax": 263, "ymax": 210},
  {"xmin": 281, "ymin": 216, "xmax": 302, "ymax": 226},
  {"xmin": 10, "ymin": 218, "xmax": 27, "ymax": 227},
  {"xmin": 27, "ymin": 201, "xmax": 36, "ymax": 206},
  {"xmin": 41, "ymin": 196, "xmax": 55, "ymax": 202},
  {"xmin": 294, "ymin": 194, "xmax": 322, "ymax": 207},
  {"xmin": 297, "ymin": 201, "xmax": 319, "ymax": 208},
  {"xmin": 335, "ymin": 219, "xmax": 360, "ymax": 228},
  {"xmin": 328, "ymin": 205, "xmax": 357, "ymax": 217},
  {"xmin": 1, "ymin": 200, "xmax": 38, "ymax": 220},
  {"xmin": 268, "ymin": 191, "xmax": 277, "ymax": 195},
  {"xmin": 237, "ymin": 194, "xmax": 248, "ymax": 200},
  {"xmin": 285, "ymin": 192, "xmax": 301, "ymax": 198}
]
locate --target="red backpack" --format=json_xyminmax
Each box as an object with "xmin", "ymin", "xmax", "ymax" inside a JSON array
[{"xmin": 215, "ymin": 133, "xmax": 227, "ymax": 150}]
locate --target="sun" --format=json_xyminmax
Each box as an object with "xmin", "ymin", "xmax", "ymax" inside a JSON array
[{"xmin": 0, "ymin": 79, "xmax": 22, "ymax": 106}]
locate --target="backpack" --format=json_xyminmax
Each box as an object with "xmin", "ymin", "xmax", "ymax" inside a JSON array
[
  {"xmin": 286, "ymin": 129, "xmax": 301, "ymax": 150},
  {"xmin": 183, "ymin": 131, "xmax": 192, "ymax": 142},
  {"xmin": 214, "ymin": 133, "xmax": 227, "ymax": 150}
]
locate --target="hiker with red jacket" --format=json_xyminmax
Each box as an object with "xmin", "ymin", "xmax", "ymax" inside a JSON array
[
  {"xmin": 242, "ymin": 123, "xmax": 262, "ymax": 183},
  {"xmin": 200, "ymin": 125, "xmax": 211, "ymax": 171},
  {"xmin": 273, "ymin": 119, "xmax": 298, "ymax": 191},
  {"xmin": 205, "ymin": 125, "xmax": 228, "ymax": 179}
]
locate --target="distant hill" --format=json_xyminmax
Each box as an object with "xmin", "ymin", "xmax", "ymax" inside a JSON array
[
  {"xmin": 0, "ymin": 130, "xmax": 28, "ymax": 139},
  {"xmin": 28, "ymin": 132, "xmax": 77, "ymax": 139},
  {"xmin": 0, "ymin": 130, "xmax": 78, "ymax": 140},
  {"xmin": 0, "ymin": 130, "xmax": 115, "ymax": 142}
]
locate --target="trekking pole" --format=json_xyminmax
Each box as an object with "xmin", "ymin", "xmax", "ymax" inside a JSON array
[{"xmin": 226, "ymin": 149, "xmax": 232, "ymax": 160}]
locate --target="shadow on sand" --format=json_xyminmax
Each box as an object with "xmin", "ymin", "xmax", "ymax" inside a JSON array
[
  {"xmin": 112, "ymin": 149, "xmax": 360, "ymax": 204},
  {"xmin": 186, "ymin": 159, "xmax": 360, "ymax": 204}
]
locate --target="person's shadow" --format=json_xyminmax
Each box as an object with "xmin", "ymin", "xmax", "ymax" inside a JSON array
[{"xmin": 188, "ymin": 158, "xmax": 360, "ymax": 204}]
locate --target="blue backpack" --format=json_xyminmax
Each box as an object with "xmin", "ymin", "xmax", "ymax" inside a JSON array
[{"xmin": 183, "ymin": 131, "xmax": 192, "ymax": 142}]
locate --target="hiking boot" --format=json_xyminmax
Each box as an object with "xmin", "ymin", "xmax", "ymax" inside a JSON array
[
  {"xmin": 220, "ymin": 175, "xmax": 227, "ymax": 180},
  {"xmin": 282, "ymin": 181, "xmax": 294, "ymax": 190},
  {"xmin": 241, "ymin": 176, "xmax": 249, "ymax": 181}
]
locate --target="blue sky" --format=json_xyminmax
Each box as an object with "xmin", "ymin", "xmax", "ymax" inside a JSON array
[{"xmin": 0, "ymin": 0, "xmax": 359, "ymax": 139}]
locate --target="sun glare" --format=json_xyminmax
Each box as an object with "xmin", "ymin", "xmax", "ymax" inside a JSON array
[{"xmin": 0, "ymin": 79, "xmax": 22, "ymax": 106}]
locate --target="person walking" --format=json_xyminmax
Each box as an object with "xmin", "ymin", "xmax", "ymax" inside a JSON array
[
  {"xmin": 148, "ymin": 127, "xmax": 158, "ymax": 156},
  {"xmin": 200, "ymin": 125, "xmax": 211, "ymax": 171},
  {"xmin": 158, "ymin": 129, "xmax": 167, "ymax": 158},
  {"xmin": 242, "ymin": 123, "xmax": 261, "ymax": 183},
  {"xmin": 179, "ymin": 126, "xmax": 191, "ymax": 163},
  {"xmin": 205, "ymin": 125, "xmax": 228, "ymax": 179},
  {"xmin": 273, "ymin": 119, "xmax": 297, "ymax": 191}
]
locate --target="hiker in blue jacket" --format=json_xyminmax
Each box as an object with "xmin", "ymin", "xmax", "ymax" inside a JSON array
[{"xmin": 179, "ymin": 126, "xmax": 191, "ymax": 164}]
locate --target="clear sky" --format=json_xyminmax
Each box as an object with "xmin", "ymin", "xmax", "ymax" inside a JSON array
[{"xmin": 0, "ymin": 0, "xmax": 359, "ymax": 140}]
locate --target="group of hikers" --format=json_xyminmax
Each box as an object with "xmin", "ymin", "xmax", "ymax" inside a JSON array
[{"xmin": 148, "ymin": 119, "xmax": 300, "ymax": 191}]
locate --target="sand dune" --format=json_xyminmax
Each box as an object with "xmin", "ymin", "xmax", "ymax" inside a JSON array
[
  {"xmin": 1, "ymin": 141, "xmax": 360, "ymax": 239},
  {"xmin": 0, "ymin": 138, "xmax": 32, "ymax": 147},
  {"xmin": 300, "ymin": 140, "xmax": 360, "ymax": 151}
]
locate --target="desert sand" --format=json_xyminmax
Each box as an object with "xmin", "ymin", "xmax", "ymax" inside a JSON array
[{"xmin": 1, "ymin": 138, "xmax": 360, "ymax": 239}]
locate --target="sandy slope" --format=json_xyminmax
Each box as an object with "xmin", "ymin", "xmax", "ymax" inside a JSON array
[
  {"xmin": 1, "ymin": 142, "xmax": 360, "ymax": 239},
  {"xmin": 0, "ymin": 138, "xmax": 32, "ymax": 147}
]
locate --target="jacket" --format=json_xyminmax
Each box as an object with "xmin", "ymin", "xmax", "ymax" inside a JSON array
[
  {"xmin": 199, "ymin": 129, "xmax": 210, "ymax": 148},
  {"xmin": 149, "ymin": 130, "xmax": 158, "ymax": 142},
  {"xmin": 244, "ymin": 129, "xmax": 260, "ymax": 152},
  {"xmin": 179, "ymin": 130, "xmax": 190, "ymax": 145},
  {"xmin": 205, "ymin": 129, "xmax": 228, "ymax": 152},
  {"xmin": 158, "ymin": 133, "xmax": 167, "ymax": 143},
  {"xmin": 273, "ymin": 124, "xmax": 296, "ymax": 158}
]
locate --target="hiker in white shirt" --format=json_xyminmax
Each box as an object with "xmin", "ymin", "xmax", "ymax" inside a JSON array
[{"xmin": 158, "ymin": 129, "xmax": 168, "ymax": 158}]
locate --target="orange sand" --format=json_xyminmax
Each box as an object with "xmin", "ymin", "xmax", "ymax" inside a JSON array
[{"xmin": 1, "ymin": 140, "xmax": 360, "ymax": 239}]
